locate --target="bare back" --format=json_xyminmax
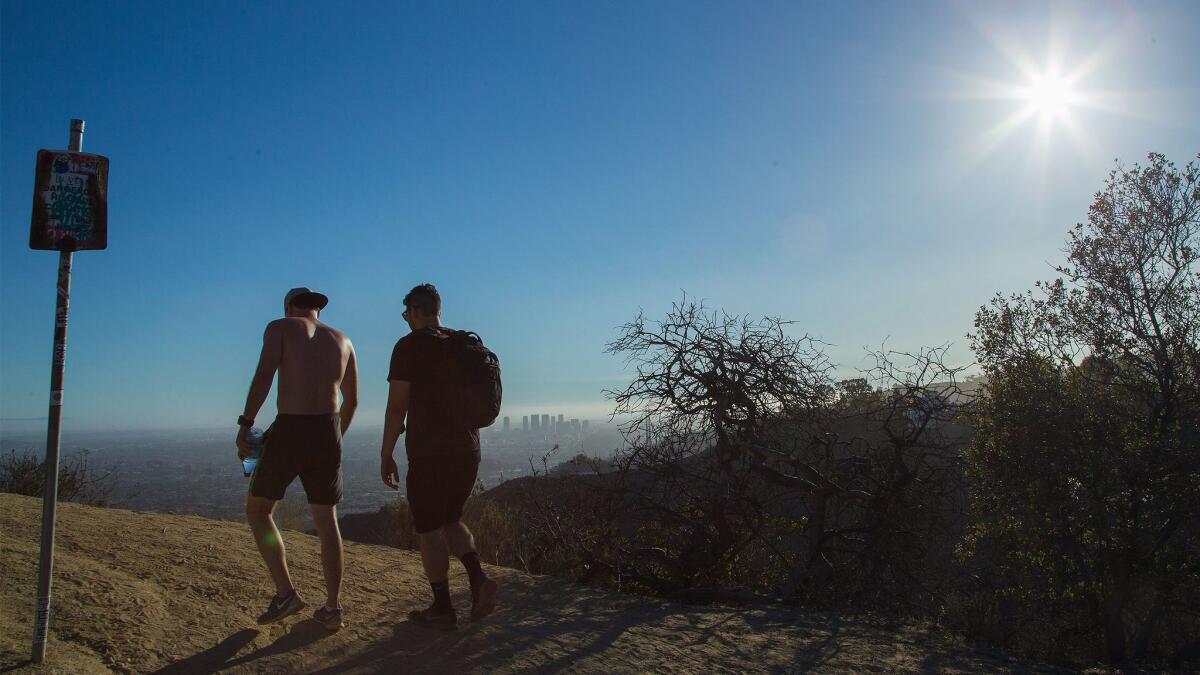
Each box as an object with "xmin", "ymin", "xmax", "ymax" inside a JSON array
[{"xmin": 272, "ymin": 317, "xmax": 352, "ymax": 415}]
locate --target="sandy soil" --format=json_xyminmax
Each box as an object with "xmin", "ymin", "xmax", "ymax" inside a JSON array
[{"xmin": 0, "ymin": 493, "xmax": 1046, "ymax": 673}]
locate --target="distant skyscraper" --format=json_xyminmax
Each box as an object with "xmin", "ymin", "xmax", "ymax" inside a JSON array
[
  {"xmin": 503, "ymin": 416, "xmax": 510, "ymax": 433},
  {"xmin": 582, "ymin": 420, "xmax": 589, "ymax": 433},
  {"xmin": 531, "ymin": 415, "xmax": 540, "ymax": 431},
  {"xmin": 522, "ymin": 415, "xmax": 529, "ymax": 433},
  {"xmin": 557, "ymin": 414, "xmax": 564, "ymax": 425},
  {"xmin": 571, "ymin": 419, "xmax": 580, "ymax": 434},
  {"xmin": 541, "ymin": 414, "xmax": 550, "ymax": 432}
]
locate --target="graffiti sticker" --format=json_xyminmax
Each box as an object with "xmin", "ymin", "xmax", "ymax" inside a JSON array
[{"xmin": 30, "ymin": 150, "xmax": 109, "ymax": 251}]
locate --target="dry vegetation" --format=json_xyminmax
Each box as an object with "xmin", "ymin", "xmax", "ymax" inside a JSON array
[
  {"xmin": 358, "ymin": 153, "xmax": 1200, "ymax": 669},
  {"xmin": 1, "ymin": 493, "xmax": 1039, "ymax": 674},
  {"xmin": 4, "ymin": 153, "xmax": 1195, "ymax": 671}
]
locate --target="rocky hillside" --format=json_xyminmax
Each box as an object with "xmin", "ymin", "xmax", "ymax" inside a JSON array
[{"xmin": 0, "ymin": 494, "xmax": 1046, "ymax": 673}]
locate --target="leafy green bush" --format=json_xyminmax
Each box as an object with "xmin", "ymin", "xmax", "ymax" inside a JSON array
[{"xmin": 966, "ymin": 153, "xmax": 1200, "ymax": 665}]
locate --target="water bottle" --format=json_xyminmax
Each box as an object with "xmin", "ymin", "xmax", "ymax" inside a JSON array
[{"xmin": 242, "ymin": 426, "xmax": 265, "ymax": 477}]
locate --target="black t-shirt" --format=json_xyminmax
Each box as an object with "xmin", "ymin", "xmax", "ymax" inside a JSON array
[{"xmin": 388, "ymin": 328, "xmax": 481, "ymax": 460}]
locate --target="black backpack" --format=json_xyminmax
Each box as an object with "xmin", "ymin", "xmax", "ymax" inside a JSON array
[{"xmin": 428, "ymin": 328, "xmax": 503, "ymax": 429}]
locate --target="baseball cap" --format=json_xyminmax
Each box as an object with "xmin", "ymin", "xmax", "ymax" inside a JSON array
[{"xmin": 284, "ymin": 287, "xmax": 329, "ymax": 310}]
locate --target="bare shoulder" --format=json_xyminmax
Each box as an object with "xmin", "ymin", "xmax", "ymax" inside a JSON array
[
  {"xmin": 317, "ymin": 321, "xmax": 353, "ymax": 347},
  {"xmin": 263, "ymin": 318, "xmax": 294, "ymax": 334},
  {"xmin": 268, "ymin": 317, "xmax": 310, "ymax": 333}
]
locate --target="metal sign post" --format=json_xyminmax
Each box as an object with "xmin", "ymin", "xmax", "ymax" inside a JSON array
[{"xmin": 30, "ymin": 118, "xmax": 108, "ymax": 664}]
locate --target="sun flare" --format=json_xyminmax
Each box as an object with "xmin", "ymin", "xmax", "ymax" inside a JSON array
[
  {"xmin": 953, "ymin": 48, "xmax": 1118, "ymax": 164},
  {"xmin": 1021, "ymin": 72, "xmax": 1076, "ymax": 120},
  {"xmin": 948, "ymin": 12, "xmax": 1134, "ymax": 165}
]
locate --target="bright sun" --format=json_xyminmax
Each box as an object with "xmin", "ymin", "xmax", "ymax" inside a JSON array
[
  {"xmin": 1022, "ymin": 72, "xmax": 1076, "ymax": 120},
  {"xmin": 951, "ymin": 11, "xmax": 1136, "ymax": 166},
  {"xmin": 955, "ymin": 53, "xmax": 1111, "ymax": 162}
]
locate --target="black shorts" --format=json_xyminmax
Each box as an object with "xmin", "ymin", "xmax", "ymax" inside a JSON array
[
  {"xmin": 406, "ymin": 454, "xmax": 479, "ymax": 534},
  {"xmin": 249, "ymin": 414, "xmax": 342, "ymax": 505}
]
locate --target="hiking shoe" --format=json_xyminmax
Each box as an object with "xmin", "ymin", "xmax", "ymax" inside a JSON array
[
  {"xmin": 256, "ymin": 590, "xmax": 305, "ymax": 625},
  {"xmin": 471, "ymin": 578, "xmax": 498, "ymax": 622},
  {"xmin": 408, "ymin": 604, "xmax": 457, "ymax": 631},
  {"xmin": 314, "ymin": 605, "xmax": 345, "ymax": 631}
]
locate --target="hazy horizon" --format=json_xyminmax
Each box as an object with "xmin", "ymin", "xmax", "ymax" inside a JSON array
[{"xmin": 0, "ymin": 412, "xmax": 623, "ymax": 439}]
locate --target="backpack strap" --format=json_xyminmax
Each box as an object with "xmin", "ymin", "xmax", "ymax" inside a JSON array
[{"xmin": 419, "ymin": 326, "xmax": 452, "ymax": 339}]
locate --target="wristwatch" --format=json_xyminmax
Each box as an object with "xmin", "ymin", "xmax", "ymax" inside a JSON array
[{"xmin": 238, "ymin": 415, "xmax": 254, "ymax": 427}]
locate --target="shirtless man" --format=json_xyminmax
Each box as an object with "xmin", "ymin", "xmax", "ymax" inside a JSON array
[{"xmin": 236, "ymin": 287, "xmax": 358, "ymax": 631}]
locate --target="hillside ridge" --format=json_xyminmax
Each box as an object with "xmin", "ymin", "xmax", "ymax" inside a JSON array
[{"xmin": 0, "ymin": 494, "xmax": 1039, "ymax": 673}]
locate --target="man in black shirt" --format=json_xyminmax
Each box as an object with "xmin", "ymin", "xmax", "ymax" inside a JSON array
[{"xmin": 380, "ymin": 283, "xmax": 497, "ymax": 630}]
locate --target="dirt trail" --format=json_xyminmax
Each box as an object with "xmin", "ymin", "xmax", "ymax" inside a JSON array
[{"xmin": 0, "ymin": 494, "xmax": 1039, "ymax": 673}]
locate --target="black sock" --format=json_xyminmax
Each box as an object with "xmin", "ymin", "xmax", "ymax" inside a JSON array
[
  {"xmin": 459, "ymin": 551, "xmax": 486, "ymax": 587},
  {"xmin": 430, "ymin": 580, "xmax": 452, "ymax": 609}
]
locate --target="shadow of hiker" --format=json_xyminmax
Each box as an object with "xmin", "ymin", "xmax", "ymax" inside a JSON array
[
  {"xmin": 307, "ymin": 581, "xmax": 680, "ymax": 674},
  {"xmin": 152, "ymin": 628, "xmax": 260, "ymax": 674},
  {"xmin": 223, "ymin": 619, "xmax": 332, "ymax": 669},
  {"xmin": 153, "ymin": 620, "xmax": 330, "ymax": 674},
  {"xmin": 306, "ymin": 618, "xmax": 484, "ymax": 674}
]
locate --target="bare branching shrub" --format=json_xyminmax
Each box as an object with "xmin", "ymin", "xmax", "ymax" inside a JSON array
[
  {"xmin": 0, "ymin": 448, "xmax": 115, "ymax": 507},
  {"xmin": 600, "ymin": 303, "xmax": 832, "ymax": 596},
  {"xmin": 548, "ymin": 299, "xmax": 978, "ymax": 611},
  {"xmin": 789, "ymin": 345, "xmax": 973, "ymax": 610}
]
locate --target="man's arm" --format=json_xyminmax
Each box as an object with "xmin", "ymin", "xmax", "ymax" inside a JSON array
[
  {"xmin": 380, "ymin": 379, "xmax": 410, "ymax": 489},
  {"xmin": 236, "ymin": 321, "xmax": 283, "ymax": 456},
  {"xmin": 339, "ymin": 343, "xmax": 359, "ymax": 435}
]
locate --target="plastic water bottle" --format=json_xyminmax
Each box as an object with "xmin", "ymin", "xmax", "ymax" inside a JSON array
[{"xmin": 242, "ymin": 426, "xmax": 265, "ymax": 477}]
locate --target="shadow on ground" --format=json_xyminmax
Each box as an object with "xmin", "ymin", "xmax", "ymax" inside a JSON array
[
  {"xmin": 152, "ymin": 622, "xmax": 333, "ymax": 674},
  {"xmin": 308, "ymin": 580, "xmax": 679, "ymax": 674}
]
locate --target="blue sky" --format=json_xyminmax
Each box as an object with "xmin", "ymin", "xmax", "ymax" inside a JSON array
[{"xmin": 2, "ymin": 0, "xmax": 1197, "ymax": 433}]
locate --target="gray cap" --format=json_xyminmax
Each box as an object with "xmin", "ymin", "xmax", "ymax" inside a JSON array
[{"xmin": 284, "ymin": 287, "xmax": 329, "ymax": 310}]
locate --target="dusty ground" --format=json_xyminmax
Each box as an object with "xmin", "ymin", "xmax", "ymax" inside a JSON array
[{"xmin": 0, "ymin": 493, "xmax": 1045, "ymax": 673}]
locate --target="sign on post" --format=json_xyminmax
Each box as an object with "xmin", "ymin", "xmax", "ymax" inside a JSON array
[
  {"xmin": 30, "ymin": 120, "xmax": 108, "ymax": 665},
  {"xmin": 30, "ymin": 150, "xmax": 109, "ymax": 251}
]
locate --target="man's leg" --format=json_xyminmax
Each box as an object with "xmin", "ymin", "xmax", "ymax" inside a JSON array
[
  {"xmin": 445, "ymin": 521, "xmax": 486, "ymax": 585},
  {"xmin": 406, "ymin": 459, "xmax": 457, "ymax": 628},
  {"xmin": 443, "ymin": 520, "xmax": 475, "ymax": 557},
  {"xmin": 440, "ymin": 456, "xmax": 496, "ymax": 621},
  {"xmin": 246, "ymin": 495, "xmax": 294, "ymax": 596},
  {"xmin": 410, "ymin": 527, "xmax": 456, "ymax": 629},
  {"xmin": 445, "ymin": 520, "xmax": 497, "ymax": 621},
  {"xmin": 418, "ymin": 528, "xmax": 451, "ymax": 584},
  {"xmin": 443, "ymin": 456, "xmax": 480, "ymax": 565},
  {"xmin": 409, "ymin": 458, "xmax": 451, "ymax": 595},
  {"xmin": 309, "ymin": 504, "xmax": 344, "ymax": 609}
]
